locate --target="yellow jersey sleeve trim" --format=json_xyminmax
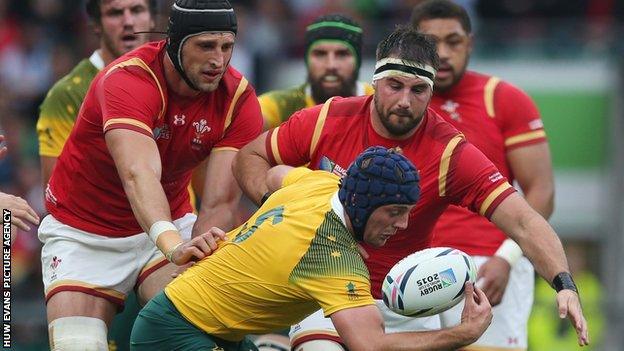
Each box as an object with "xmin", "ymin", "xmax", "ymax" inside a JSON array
[
  {"xmin": 259, "ymin": 94, "xmax": 281, "ymax": 129},
  {"xmin": 282, "ymin": 167, "xmax": 312, "ymax": 188},
  {"xmin": 438, "ymin": 134, "xmax": 464, "ymax": 197},
  {"xmin": 479, "ymin": 182, "xmax": 513, "ymax": 216},
  {"xmin": 211, "ymin": 146, "xmax": 239, "ymax": 152},
  {"xmin": 105, "ymin": 57, "xmax": 166, "ymax": 120},
  {"xmin": 309, "ymin": 97, "xmax": 334, "ymax": 158},
  {"xmin": 223, "ymin": 77, "xmax": 249, "ymax": 136},
  {"xmin": 270, "ymin": 126, "xmax": 284, "ymax": 164},
  {"xmin": 484, "ymin": 76, "xmax": 500, "ymax": 118},
  {"xmin": 104, "ymin": 118, "xmax": 152, "ymax": 135},
  {"xmin": 504, "ymin": 130, "xmax": 547, "ymax": 147}
]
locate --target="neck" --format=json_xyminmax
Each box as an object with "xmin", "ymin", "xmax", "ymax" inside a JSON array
[
  {"xmin": 163, "ymin": 53, "xmax": 201, "ymax": 98},
  {"xmin": 100, "ymin": 45, "xmax": 116, "ymax": 66},
  {"xmin": 368, "ymin": 103, "xmax": 422, "ymax": 141}
]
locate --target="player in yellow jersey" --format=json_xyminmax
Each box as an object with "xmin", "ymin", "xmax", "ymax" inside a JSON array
[
  {"xmin": 258, "ymin": 14, "xmax": 375, "ymax": 130},
  {"xmin": 130, "ymin": 147, "xmax": 493, "ymax": 351}
]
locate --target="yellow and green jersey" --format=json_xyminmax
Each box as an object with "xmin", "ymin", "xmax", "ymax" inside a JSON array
[
  {"xmin": 165, "ymin": 168, "xmax": 374, "ymax": 341},
  {"xmin": 259, "ymin": 81, "xmax": 374, "ymax": 129},
  {"xmin": 37, "ymin": 51, "xmax": 103, "ymax": 157}
]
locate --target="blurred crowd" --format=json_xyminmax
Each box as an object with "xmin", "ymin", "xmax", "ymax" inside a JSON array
[{"xmin": 0, "ymin": 0, "xmax": 618, "ymax": 348}]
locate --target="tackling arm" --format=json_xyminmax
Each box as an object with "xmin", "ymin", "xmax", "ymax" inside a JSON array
[
  {"xmin": 192, "ymin": 149, "xmax": 243, "ymax": 237},
  {"xmin": 331, "ymin": 283, "xmax": 492, "ymax": 351},
  {"xmin": 232, "ymin": 132, "xmax": 272, "ymax": 205}
]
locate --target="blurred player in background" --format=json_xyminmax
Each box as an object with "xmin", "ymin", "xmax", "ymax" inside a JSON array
[
  {"xmin": 37, "ymin": 0, "xmax": 156, "ymax": 186},
  {"xmin": 35, "ymin": 1, "xmax": 156, "ymax": 349},
  {"xmin": 38, "ymin": 0, "xmax": 262, "ymax": 349},
  {"xmin": 234, "ymin": 26, "xmax": 588, "ymax": 350},
  {"xmin": 411, "ymin": 1, "xmax": 554, "ymax": 350},
  {"xmin": 131, "ymin": 147, "xmax": 493, "ymax": 351},
  {"xmin": 258, "ymin": 14, "xmax": 374, "ymax": 130}
]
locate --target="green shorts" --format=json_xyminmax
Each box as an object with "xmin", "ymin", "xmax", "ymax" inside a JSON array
[{"xmin": 130, "ymin": 291, "xmax": 258, "ymax": 351}]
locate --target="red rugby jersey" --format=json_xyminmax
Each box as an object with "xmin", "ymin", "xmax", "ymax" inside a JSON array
[
  {"xmin": 46, "ymin": 40, "xmax": 262, "ymax": 237},
  {"xmin": 430, "ymin": 71, "xmax": 546, "ymax": 256},
  {"xmin": 266, "ymin": 95, "xmax": 515, "ymax": 298}
]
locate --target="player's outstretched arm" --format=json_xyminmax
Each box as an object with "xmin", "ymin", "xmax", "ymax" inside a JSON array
[
  {"xmin": 331, "ymin": 283, "xmax": 491, "ymax": 351},
  {"xmin": 192, "ymin": 149, "xmax": 244, "ymax": 237},
  {"xmin": 232, "ymin": 131, "xmax": 272, "ymax": 205},
  {"xmin": 490, "ymin": 192, "xmax": 589, "ymax": 345}
]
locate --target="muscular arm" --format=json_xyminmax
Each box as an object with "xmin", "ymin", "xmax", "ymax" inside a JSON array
[
  {"xmin": 232, "ymin": 132, "xmax": 272, "ymax": 205},
  {"xmin": 490, "ymin": 192, "xmax": 565, "ymax": 281},
  {"xmin": 331, "ymin": 284, "xmax": 491, "ymax": 351},
  {"xmin": 507, "ymin": 142, "xmax": 554, "ymax": 219},
  {"xmin": 192, "ymin": 149, "xmax": 243, "ymax": 237},
  {"xmin": 105, "ymin": 129, "xmax": 172, "ymax": 231}
]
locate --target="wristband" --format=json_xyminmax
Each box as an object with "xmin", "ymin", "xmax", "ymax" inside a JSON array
[
  {"xmin": 260, "ymin": 191, "xmax": 272, "ymax": 205},
  {"xmin": 494, "ymin": 238, "xmax": 523, "ymax": 266},
  {"xmin": 165, "ymin": 242, "xmax": 184, "ymax": 263},
  {"xmin": 148, "ymin": 221, "xmax": 177, "ymax": 243},
  {"xmin": 149, "ymin": 221, "xmax": 183, "ymax": 257},
  {"xmin": 552, "ymin": 272, "xmax": 578, "ymax": 293}
]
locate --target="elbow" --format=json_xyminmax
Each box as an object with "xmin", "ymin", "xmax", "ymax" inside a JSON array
[{"xmin": 119, "ymin": 161, "xmax": 160, "ymax": 189}]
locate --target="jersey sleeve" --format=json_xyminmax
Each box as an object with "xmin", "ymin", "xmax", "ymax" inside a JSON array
[
  {"xmin": 37, "ymin": 84, "xmax": 79, "ymax": 157},
  {"xmin": 98, "ymin": 65, "xmax": 163, "ymax": 138},
  {"xmin": 258, "ymin": 93, "xmax": 282, "ymax": 130},
  {"xmin": 494, "ymin": 81, "xmax": 547, "ymax": 150},
  {"xmin": 281, "ymin": 167, "xmax": 313, "ymax": 188},
  {"xmin": 214, "ymin": 82, "xmax": 263, "ymax": 151},
  {"xmin": 297, "ymin": 271, "xmax": 375, "ymax": 317},
  {"xmin": 264, "ymin": 104, "xmax": 323, "ymax": 167},
  {"xmin": 444, "ymin": 137, "xmax": 517, "ymax": 218}
]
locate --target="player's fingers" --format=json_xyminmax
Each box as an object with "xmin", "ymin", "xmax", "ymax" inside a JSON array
[
  {"xmin": 191, "ymin": 236, "xmax": 213, "ymax": 255},
  {"xmin": 474, "ymin": 285, "xmax": 491, "ymax": 308},
  {"xmin": 11, "ymin": 217, "xmax": 30, "ymax": 231},
  {"xmin": 18, "ymin": 200, "xmax": 40, "ymax": 223},
  {"xmin": 208, "ymin": 227, "xmax": 227, "ymax": 241},
  {"xmin": 201, "ymin": 232, "xmax": 219, "ymax": 251},
  {"xmin": 463, "ymin": 282, "xmax": 475, "ymax": 303},
  {"xmin": 558, "ymin": 299, "xmax": 569, "ymax": 319},
  {"xmin": 185, "ymin": 246, "xmax": 206, "ymax": 261},
  {"xmin": 15, "ymin": 208, "xmax": 39, "ymax": 226}
]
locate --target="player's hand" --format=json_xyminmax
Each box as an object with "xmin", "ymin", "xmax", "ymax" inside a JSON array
[
  {"xmin": 476, "ymin": 256, "xmax": 511, "ymax": 306},
  {"xmin": 556, "ymin": 289, "xmax": 589, "ymax": 346},
  {"xmin": 171, "ymin": 262, "xmax": 195, "ymax": 278},
  {"xmin": 458, "ymin": 282, "xmax": 492, "ymax": 344},
  {"xmin": 0, "ymin": 134, "xmax": 7, "ymax": 160},
  {"xmin": 0, "ymin": 192, "xmax": 40, "ymax": 231},
  {"xmin": 170, "ymin": 227, "xmax": 227, "ymax": 265}
]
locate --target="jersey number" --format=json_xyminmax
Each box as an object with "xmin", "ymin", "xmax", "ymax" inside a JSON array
[{"xmin": 234, "ymin": 206, "xmax": 284, "ymax": 243}]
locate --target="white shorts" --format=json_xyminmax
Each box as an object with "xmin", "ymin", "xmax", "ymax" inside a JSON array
[
  {"xmin": 438, "ymin": 256, "xmax": 534, "ymax": 350},
  {"xmin": 39, "ymin": 213, "xmax": 195, "ymax": 307},
  {"xmin": 289, "ymin": 256, "xmax": 533, "ymax": 350},
  {"xmin": 289, "ymin": 301, "xmax": 440, "ymax": 348}
]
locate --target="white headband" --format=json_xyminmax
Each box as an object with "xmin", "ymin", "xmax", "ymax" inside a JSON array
[{"xmin": 372, "ymin": 58, "xmax": 437, "ymax": 89}]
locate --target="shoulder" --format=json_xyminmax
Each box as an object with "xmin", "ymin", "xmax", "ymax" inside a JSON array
[
  {"xmin": 326, "ymin": 95, "xmax": 371, "ymax": 117},
  {"xmin": 424, "ymin": 108, "xmax": 464, "ymax": 143},
  {"xmin": 40, "ymin": 59, "xmax": 96, "ymax": 112},
  {"xmin": 259, "ymin": 85, "xmax": 306, "ymax": 104}
]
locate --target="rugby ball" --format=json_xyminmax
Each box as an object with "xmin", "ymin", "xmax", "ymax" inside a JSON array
[{"xmin": 381, "ymin": 247, "xmax": 477, "ymax": 317}]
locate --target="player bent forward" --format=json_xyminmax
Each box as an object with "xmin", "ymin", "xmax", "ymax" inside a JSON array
[{"xmin": 130, "ymin": 147, "xmax": 492, "ymax": 351}]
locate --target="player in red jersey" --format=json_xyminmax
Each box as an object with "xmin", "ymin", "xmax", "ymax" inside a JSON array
[
  {"xmin": 411, "ymin": 1, "xmax": 554, "ymax": 349},
  {"xmin": 233, "ymin": 27, "xmax": 588, "ymax": 350},
  {"xmin": 38, "ymin": 1, "xmax": 262, "ymax": 349}
]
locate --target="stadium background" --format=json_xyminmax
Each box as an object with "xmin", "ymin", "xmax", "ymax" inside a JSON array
[{"xmin": 0, "ymin": 0, "xmax": 621, "ymax": 350}]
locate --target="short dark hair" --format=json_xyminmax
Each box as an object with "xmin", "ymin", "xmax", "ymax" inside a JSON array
[
  {"xmin": 410, "ymin": 0, "xmax": 472, "ymax": 34},
  {"xmin": 375, "ymin": 26, "xmax": 440, "ymax": 71},
  {"xmin": 86, "ymin": 0, "xmax": 157, "ymax": 23}
]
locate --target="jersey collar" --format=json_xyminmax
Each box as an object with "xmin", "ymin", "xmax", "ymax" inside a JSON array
[
  {"xmin": 89, "ymin": 50, "xmax": 105, "ymax": 71},
  {"xmin": 330, "ymin": 191, "xmax": 347, "ymax": 227}
]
